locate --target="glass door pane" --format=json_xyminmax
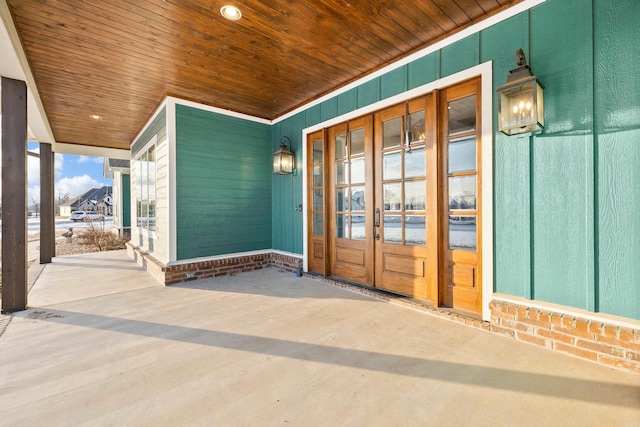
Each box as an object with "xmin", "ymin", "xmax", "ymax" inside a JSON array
[
  {"xmin": 446, "ymin": 95, "xmax": 478, "ymax": 251},
  {"xmin": 311, "ymin": 136, "xmax": 324, "ymax": 237},
  {"xmin": 379, "ymin": 112, "xmax": 426, "ymax": 247}
]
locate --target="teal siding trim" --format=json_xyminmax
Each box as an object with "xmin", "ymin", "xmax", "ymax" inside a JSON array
[
  {"xmin": 381, "ymin": 66, "xmax": 407, "ymax": 99},
  {"xmin": 305, "ymin": 104, "xmax": 321, "ymax": 127},
  {"xmin": 132, "ymin": 106, "xmax": 166, "ymax": 156},
  {"xmin": 482, "ymin": 12, "xmax": 530, "ymax": 298},
  {"xmin": 530, "ymin": 0, "xmax": 594, "ymax": 311},
  {"xmin": 271, "ymin": 115, "xmax": 305, "ymax": 254},
  {"xmin": 320, "ymin": 98, "xmax": 338, "ymax": 122},
  {"xmin": 266, "ymin": 0, "xmax": 639, "ymax": 320},
  {"xmin": 408, "ymin": 53, "xmax": 440, "ymax": 90},
  {"xmin": 122, "ymin": 174, "xmax": 131, "ymax": 228},
  {"xmin": 357, "ymin": 78, "xmax": 380, "ymax": 108},
  {"xmin": 594, "ymin": 0, "xmax": 640, "ymax": 319},
  {"xmin": 337, "ymin": 88, "xmax": 358, "ymax": 115},
  {"xmin": 440, "ymin": 34, "xmax": 479, "ymax": 77},
  {"xmin": 175, "ymin": 104, "xmax": 271, "ymax": 260}
]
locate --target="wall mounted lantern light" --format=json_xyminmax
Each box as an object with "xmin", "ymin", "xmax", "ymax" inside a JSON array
[
  {"xmin": 497, "ymin": 48, "xmax": 544, "ymax": 136},
  {"xmin": 273, "ymin": 136, "xmax": 295, "ymax": 175}
]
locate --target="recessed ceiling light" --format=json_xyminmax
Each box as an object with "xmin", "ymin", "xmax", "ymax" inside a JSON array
[
  {"xmin": 220, "ymin": 5, "xmax": 241, "ymax": 21},
  {"xmin": 89, "ymin": 114, "xmax": 103, "ymax": 120}
]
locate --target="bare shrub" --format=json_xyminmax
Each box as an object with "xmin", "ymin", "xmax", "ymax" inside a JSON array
[{"xmin": 80, "ymin": 220, "xmax": 130, "ymax": 252}]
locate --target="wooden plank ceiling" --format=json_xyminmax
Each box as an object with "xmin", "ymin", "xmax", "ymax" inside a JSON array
[{"xmin": 7, "ymin": 0, "xmax": 522, "ymax": 150}]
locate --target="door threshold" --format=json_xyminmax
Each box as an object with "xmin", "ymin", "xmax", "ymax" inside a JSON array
[{"xmin": 306, "ymin": 273, "xmax": 484, "ymax": 323}]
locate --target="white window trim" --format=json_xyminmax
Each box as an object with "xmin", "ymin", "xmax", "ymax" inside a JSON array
[{"xmin": 133, "ymin": 135, "xmax": 159, "ymax": 241}]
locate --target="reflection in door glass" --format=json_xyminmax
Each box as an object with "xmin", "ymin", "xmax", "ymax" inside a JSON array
[
  {"xmin": 449, "ymin": 215, "xmax": 476, "ymax": 250},
  {"xmin": 383, "ymin": 151, "xmax": 401, "ymax": 180},
  {"xmin": 405, "ymin": 180, "xmax": 426, "ymax": 211},
  {"xmin": 408, "ymin": 111, "xmax": 426, "ymax": 143},
  {"xmin": 384, "ymin": 215, "xmax": 402, "ymax": 244},
  {"xmin": 383, "ymin": 117, "xmax": 402, "ymax": 149},
  {"xmin": 313, "ymin": 190, "xmax": 323, "ymax": 211},
  {"xmin": 350, "ymin": 128, "xmax": 365, "ymax": 156},
  {"xmin": 313, "ymin": 139, "xmax": 323, "ymax": 163},
  {"xmin": 335, "ymin": 161, "xmax": 349, "ymax": 185},
  {"xmin": 350, "ymin": 186, "xmax": 365, "ymax": 211},
  {"xmin": 448, "ymin": 137, "xmax": 476, "ymax": 173},
  {"xmin": 336, "ymin": 214, "xmax": 349, "ymax": 238},
  {"xmin": 350, "ymin": 158, "xmax": 365, "ymax": 184},
  {"xmin": 404, "ymin": 147, "xmax": 425, "ymax": 178},
  {"xmin": 313, "ymin": 214, "xmax": 323, "ymax": 236},
  {"xmin": 335, "ymin": 188, "xmax": 347, "ymax": 211},
  {"xmin": 448, "ymin": 95, "xmax": 476, "ymax": 136},
  {"xmin": 449, "ymin": 176, "xmax": 476, "ymax": 210},
  {"xmin": 351, "ymin": 215, "xmax": 365, "ymax": 240},
  {"xmin": 384, "ymin": 183, "xmax": 402, "ymax": 211},
  {"xmin": 405, "ymin": 215, "xmax": 426, "ymax": 246},
  {"xmin": 335, "ymin": 133, "xmax": 347, "ymax": 159},
  {"xmin": 313, "ymin": 165, "xmax": 323, "ymax": 187}
]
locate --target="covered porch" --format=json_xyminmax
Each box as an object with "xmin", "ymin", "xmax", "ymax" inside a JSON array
[{"xmin": 1, "ymin": 250, "xmax": 638, "ymax": 424}]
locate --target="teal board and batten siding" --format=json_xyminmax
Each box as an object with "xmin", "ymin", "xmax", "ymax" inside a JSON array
[
  {"xmin": 175, "ymin": 104, "xmax": 272, "ymax": 260},
  {"xmin": 271, "ymin": 0, "xmax": 640, "ymax": 320},
  {"xmin": 122, "ymin": 174, "xmax": 131, "ymax": 228},
  {"xmin": 593, "ymin": 0, "xmax": 640, "ymax": 318}
]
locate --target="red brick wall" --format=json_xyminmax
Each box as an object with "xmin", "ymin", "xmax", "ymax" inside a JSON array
[
  {"xmin": 163, "ymin": 255, "xmax": 273, "ymax": 285},
  {"xmin": 490, "ymin": 300, "xmax": 640, "ymax": 373},
  {"xmin": 126, "ymin": 243, "xmax": 302, "ymax": 286},
  {"xmin": 271, "ymin": 253, "xmax": 303, "ymax": 273}
]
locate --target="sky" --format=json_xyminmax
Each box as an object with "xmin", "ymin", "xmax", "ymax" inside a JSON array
[{"xmin": 22, "ymin": 141, "xmax": 111, "ymax": 205}]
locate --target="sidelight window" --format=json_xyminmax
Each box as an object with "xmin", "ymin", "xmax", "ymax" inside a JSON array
[{"xmin": 134, "ymin": 139, "xmax": 157, "ymax": 233}]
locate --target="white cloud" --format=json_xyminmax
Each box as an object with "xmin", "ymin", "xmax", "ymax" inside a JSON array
[
  {"xmin": 56, "ymin": 174, "xmax": 104, "ymax": 199},
  {"xmin": 55, "ymin": 153, "xmax": 64, "ymax": 177},
  {"xmin": 78, "ymin": 155, "xmax": 103, "ymax": 164},
  {"xmin": 26, "ymin": 149, "xmax": 65, "ymax": 203},
  {"xmin": 0, "ymin": 147, "xmax": 67, "ymax": 202},
  {"xmin": 28, "ymin": 185, "xmax": 40, "ymax": 206},
  {"xmin": 28, "ymin": 148, "xmax": 40, "ymax": 187}
]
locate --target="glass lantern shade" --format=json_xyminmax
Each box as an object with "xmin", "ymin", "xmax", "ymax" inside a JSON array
[
  {"xmin": 273, "ymin": 143, "xmax": 295, "ymax": 175},
  {"xmin": 497, "ymin": 76, "xmax": 544, "ymax": 136},
  {"xmin": 498, "ymin": 76, "xmax": 544, "ymax": 135}
]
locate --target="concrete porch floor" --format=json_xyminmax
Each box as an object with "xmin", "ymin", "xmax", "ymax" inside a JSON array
[{"xmin": 0, "ymin": 251, "xmax": 638, "ymax": 426}]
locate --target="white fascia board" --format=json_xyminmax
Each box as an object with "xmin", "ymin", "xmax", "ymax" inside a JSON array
[
  {"xmin": 130, "ymin": 97, "xmax": 170, "ymax": 149},
  {"xmin": 55, "ymin": 142, "xmax": 130, "ymax": 159},
  {"xmin": 481, "ymin": 63, "xmax": 494, "ymax": 322},
  {"xmin": 169, "ymin": 96, "xmax": 272, "ymax": 125},
  {"xmin": 0, "ymin": 0, "xmax": 56, "ymax": 144},
  {"xmin": 166, "ymin": 249, "xmax": 274, "ymax": 267}
]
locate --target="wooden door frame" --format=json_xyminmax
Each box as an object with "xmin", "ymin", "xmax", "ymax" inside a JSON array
[
  {"xmin": 301, "ymin": 62, "xmax": 494, "ymax": 321},
  {"xmin": 438, "ymin": 78, "xmax": 483, "ymax": 313}
]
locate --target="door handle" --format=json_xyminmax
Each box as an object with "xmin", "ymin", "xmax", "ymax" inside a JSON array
[{"xmin": 374, "ymin": 208, "xmax": 381, "ymax": 240}]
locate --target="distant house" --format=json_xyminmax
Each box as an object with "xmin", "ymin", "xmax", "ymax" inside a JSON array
[
  {"xmin": 103, "ymin": 158, "xmax": 131, "ymax": 236},
  {"xmin": 59, "ymin": 186, "xmax": 113, "ymax": 217}
]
